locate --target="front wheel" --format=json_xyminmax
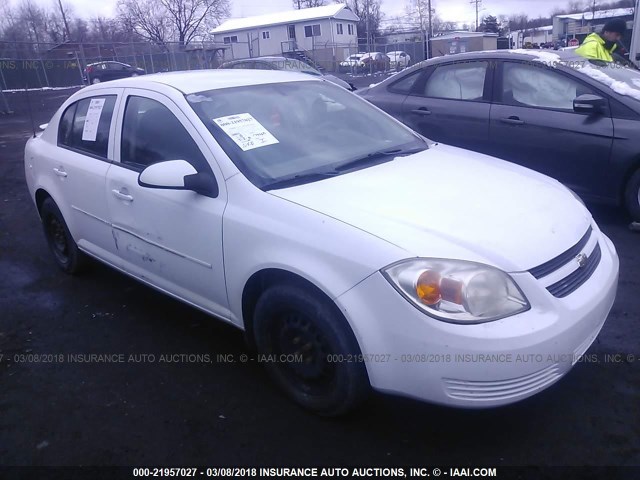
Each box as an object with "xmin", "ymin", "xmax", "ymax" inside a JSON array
[
  {"xmin": 253, "ymin": 285, "xmax": 369, "ymax": 416},
  {"xmin": 624, "ymin": 169, "xmax": 640, "ymax": 221},
  {"xmin": 40, "ymin": 197, "xmax": 88, "ymax": 274}
]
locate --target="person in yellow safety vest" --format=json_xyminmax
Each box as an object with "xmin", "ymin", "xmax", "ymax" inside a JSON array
[{"xmin": 576, "ymin": 19, "xmax": 627, "ymax": 62}]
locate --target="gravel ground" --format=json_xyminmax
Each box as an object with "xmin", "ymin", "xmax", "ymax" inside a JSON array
[{"xmin": 0, "ymin": 87, "xmax": 639, "ymax": 471}]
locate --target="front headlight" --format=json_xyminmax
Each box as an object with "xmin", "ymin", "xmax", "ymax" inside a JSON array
[{"xmin": 382, "ymin": 258, "xmax": 530, "ymax": 324}]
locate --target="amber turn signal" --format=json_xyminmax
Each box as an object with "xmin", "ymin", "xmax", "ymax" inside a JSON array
[{"xmin": 416, "ymin": 270, "xmax": 442, "ymax": 305}]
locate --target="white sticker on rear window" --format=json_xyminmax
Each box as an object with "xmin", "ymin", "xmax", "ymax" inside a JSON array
[
  {"xmin": 213, "ymin": 113, "xmax": 279, "ymax": 151},
  {"xmin": 81, "ymin": 98, "xmax": 106, "ymax": 142}
]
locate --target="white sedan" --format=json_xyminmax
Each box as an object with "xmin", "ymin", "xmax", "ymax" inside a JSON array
[
  {"xmin": 25, "ymin": 70, "xmax": 619, "ymax": 415},
  {"xmin": 386, "ymin": 50, "xmax": 411, "ymax": 70}
]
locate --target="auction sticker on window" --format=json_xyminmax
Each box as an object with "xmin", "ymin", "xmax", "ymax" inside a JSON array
[
  {"xmin": 82, "ymin": 98, "xmax": 106, "ymax": 142},
  {"xmin": 213, "ymin": 113, "xmax": 279, "ymax": 151}
]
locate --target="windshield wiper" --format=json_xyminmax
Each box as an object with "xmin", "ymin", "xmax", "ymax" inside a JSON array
[
  {"xmin": 262, "ymin": 171, "xmax": 340, "ymax": 190},
  {"xmin": 333, "ymin": 146, "xmax": 426, "ymax": 172}
]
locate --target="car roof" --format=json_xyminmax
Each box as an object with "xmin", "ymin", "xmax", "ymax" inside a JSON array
[
  {"xmin": 83, "ymin": 69, "xmax": 318, "ymax": 94},
  {"xmin": 424, "ymin": 49, "xmax": 583, "ymax": 63},
  {"xmin": 390, "ymin": 49, "xmax": 585, "ymax": 76},
  {"xmin": 87, "ymin": 61, "xmax": 129, "ymax": 66}
]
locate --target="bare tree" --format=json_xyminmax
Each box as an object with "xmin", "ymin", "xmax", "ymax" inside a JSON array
[
  {"xmin": 118, "ymin": 0, "xmax": 171, "ymax": 45},
  {"xmin": 405, "ymin": 0, "xmax": 432, "ymax": 33},
  {"xmin": 20, "ymin": 1, "xmax": 42, "ymax": 44},
  {"xmin": 162, "ymin": 0, "xmax": 229, "ymax": 45},
  {"xmin": 292, "ymin": 0, "xmax": 326, "ymax": 8},
  {"xmin": 117, "ymin": 0, "xmax": 229, "ymax": 46},
  {"xmin": 344, "ymin": 0, "xmax": 383, "ymax": 47}
]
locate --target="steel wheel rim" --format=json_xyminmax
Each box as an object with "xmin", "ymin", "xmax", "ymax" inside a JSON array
[
  {"xmin": 46, "ymin": 215, "xmax": 69, "ymax": 263},
  {"xmin": 270, "ymin": 311, "xmax": 336, "ymax": 396}
]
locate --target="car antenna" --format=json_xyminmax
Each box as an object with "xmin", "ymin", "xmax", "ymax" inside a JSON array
[{"xmin": 24, "ymin": 84, "xmax": 37, "ymax": 138}]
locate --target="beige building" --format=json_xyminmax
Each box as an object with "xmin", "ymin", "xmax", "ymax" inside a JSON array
[{"xmin": 429, "ymin": 32, "xmax": 499, "ymax": 57}]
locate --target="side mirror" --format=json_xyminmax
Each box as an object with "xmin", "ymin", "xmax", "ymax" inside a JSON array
[
  {"xmin": 138, "ymin": 160, "xmax": 219, "ymax": 198},
  {"xmin": 573, "ymin": 94, "xmax": 606, "ymax": 114}
]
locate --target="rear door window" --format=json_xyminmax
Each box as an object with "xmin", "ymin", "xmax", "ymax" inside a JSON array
[
  {"xmin": 58, "ymin": 95, "xmax": 116, "ymax": 158},
  {"xmin": 423, "ymin": 61, "xmax": 488, "ymax": 100}
]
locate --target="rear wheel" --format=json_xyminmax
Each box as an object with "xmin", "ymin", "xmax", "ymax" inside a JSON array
[
  {"xmin": 40, "ymin": 197, "xmax": 88, "ymax": 274},
  {"xmin": 253, "ymin": 284, "xmax": 369, "ymax": 416},
  {"xmin": 625, "ymin": 169, "xmax": 640, "ymax": 221}
]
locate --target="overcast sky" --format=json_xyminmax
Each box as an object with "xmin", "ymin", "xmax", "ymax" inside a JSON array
[{"xmin": 21, "ymin": 0, "xmax": 578, "ymax": 25}]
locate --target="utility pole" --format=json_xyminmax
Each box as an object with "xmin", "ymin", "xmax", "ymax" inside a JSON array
[
  {"xmin": 470, "ymin": 0, "xmax": 482, "ymax": 31},
  {"xmin": 366, "ymin": 0, "xmax": 371, "ymax": 75},
  {"xmin": 56, "ymin": 0, "xmax": 71, "ymax": 42}
]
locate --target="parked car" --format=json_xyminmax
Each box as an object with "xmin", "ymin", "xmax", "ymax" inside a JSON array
[
  {"xmin": 358, "ymin": 49, "xmax": 640, "ymax": 220},
  {"xmin": 386, "ymin": 51, "xmax": 411, "ymax": 70},
  {"xmin": 83, "ymin": 61, "xmax": 145, "ymax": 84},
  {"xmin": 339, "ymin": 53, "xmax": 364, "ymax": 72},
  {"xmin": 219, "ymin": 56, "xmax": 355, "ymax": 91},
  {"xmin": 25, "ymin": 70, "xmax": 618, "ymax": 416},
  {"xmin": 358, "ymin": 52, "xmax": 390, "ymax": 72}
]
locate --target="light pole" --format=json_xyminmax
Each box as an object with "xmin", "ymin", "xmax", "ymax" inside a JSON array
[{"xmin": 427, "ymin": 0, "xmax": 432, "ymax": 59}]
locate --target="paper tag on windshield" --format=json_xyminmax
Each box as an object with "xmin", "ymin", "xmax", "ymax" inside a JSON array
[
  {"xmin": 81, "ymin": 98, "xmax": 106, "ymax": 142},
  {"xmin": 213, "ymin": 113, "xmax": 279, "ymax": 151}
]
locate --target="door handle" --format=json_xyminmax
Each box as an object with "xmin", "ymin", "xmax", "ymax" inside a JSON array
[
  {"xmin": 500, "ymin": 116, "xmax": 525, "ymax": 125},
  {"xmin": 411, "ymin": 108, "xmax": 432, "ymax": 116},
  {"xmin": 112, "ymin": 189, "xmax": 134, "ymax": 202},
  {"xmin": 53, "ymin": 167, "xmax": 67, "ymax": 178}
]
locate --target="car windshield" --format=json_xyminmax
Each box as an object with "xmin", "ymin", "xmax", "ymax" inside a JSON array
[
  {"xmin": 567, "ymin": 59, "xmax": 640, "ymax": 102},
  {"xmin": 187, "ymin": 80, "xmax": 426, "ymax": 189}
]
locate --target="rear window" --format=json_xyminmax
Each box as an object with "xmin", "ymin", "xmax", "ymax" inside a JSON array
[{"xmin": 58, "ymin": 95, "xmax": 116, "ymax": 158}]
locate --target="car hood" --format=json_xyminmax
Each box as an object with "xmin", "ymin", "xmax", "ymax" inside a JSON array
[{"xmin": 269, "ymin": 144, "xmax": 592, "ymax": 272}]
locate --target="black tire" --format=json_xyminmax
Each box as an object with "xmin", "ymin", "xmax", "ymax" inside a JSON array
[
  {"xmin": 253, "ymin": 284, "xmax": 369, "ymax": 416},
  {"xmin": 40, "ymin": 197, "xmax": 88, "ymax": 274},
  {"xmin": 625, "ymin": 169, "xmax": 640, "ymax": 222}
]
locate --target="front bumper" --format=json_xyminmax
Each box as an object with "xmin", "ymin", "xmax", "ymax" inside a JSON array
[{"xmin": 335, "ymin": 233, "xmax": 619, "ymax": 407}]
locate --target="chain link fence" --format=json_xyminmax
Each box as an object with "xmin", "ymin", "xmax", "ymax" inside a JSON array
[
  {"xmin": 0, "ymin": 41, "xmax": 230, "ymax": 91},
  {"xmin": 0, "ymin": 35, "xmax": 427, "ymax": 89}
]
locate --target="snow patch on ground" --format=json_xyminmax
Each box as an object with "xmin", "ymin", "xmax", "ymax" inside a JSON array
[{"xmin": 3, "ymin": 85, "xmax": 83, "ymax": 93}]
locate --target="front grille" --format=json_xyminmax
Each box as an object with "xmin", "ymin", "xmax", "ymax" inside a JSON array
[
  {"xmin": 443, "ymin": 364, "xmax": 562, "ymax": 402},
  {"xmin": 546, "ymin": 243, "xmax": 601, "ymax": 298},
  {"xmin": 529, "ymin": 227, "xmax": 592, "ymax": 279}
]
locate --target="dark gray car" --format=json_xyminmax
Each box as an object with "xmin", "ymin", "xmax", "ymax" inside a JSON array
[
  {"xmin": 358, "ymin": 50, "xmax": 640, "ymax": 220},
  {"xmin": 219, "ymin": 56, "xmax": 356, "ymax": 91},
  {"xmin": 83, "ymin": 61, "xmax": 145, "ymax": 85}
]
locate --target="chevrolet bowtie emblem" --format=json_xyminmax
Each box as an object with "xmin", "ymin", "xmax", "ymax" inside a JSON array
[{"xmin": 576, "ymin": 253, "xmax": 588, "ymax": 268}]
